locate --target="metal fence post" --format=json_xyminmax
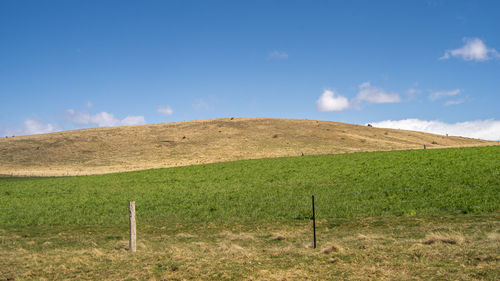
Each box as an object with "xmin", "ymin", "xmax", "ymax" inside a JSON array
[{"xmin": 312, "ymin": 195, "xmax": 316, "ymax": 249}]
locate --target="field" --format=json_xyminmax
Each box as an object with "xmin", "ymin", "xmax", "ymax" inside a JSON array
[
  {"xmin": 1, "ymin": 146, "xmax": 500, "ymax": 280},
  {"xmin": 0, "ymin": 118, "xmax": 496, "ymax": 177}
]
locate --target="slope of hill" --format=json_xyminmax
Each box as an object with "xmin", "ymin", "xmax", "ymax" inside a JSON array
[{"xmin": 0, "ymin": 118, "xmax": 496, "ymax": 176}]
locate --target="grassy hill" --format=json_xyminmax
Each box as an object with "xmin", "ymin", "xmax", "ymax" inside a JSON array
[
  {"xmin": 0, "ymin": 118, "xmax": 496, "ymax": 176},
  {"xmin": 0, "ymin": 146, "xmax": 499, "ymax": 280}
]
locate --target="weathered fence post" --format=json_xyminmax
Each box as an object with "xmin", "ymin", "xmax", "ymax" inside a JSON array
[{"xmin": 129, "ymin": 201, "xmax": 136, "ymax": 252}]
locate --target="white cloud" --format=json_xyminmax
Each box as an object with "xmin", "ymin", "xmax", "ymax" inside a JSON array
[
  {"xmin": 440, "ymin": 38, "xmax": 500, "ymax": 61},
  {"xmin": 157, "ymin": 106, "xmax": 174, "ymax": 116},
  {"xmin": 23, "ymin": 119, "xmax": 60, "ymax": 135},
  {"xmin": 316, "ymin": 83, "xmax": 401, "ymax": 112},
  {"xmin": 407, "ymin": 88, "xmax": 419, "ymax": 97},
  {"xmin": 120, "ymin": 115, "xmax": 146, "ymax": 126},
  {"xmin": 444, "ymin": 99, "xmax": 465, "ymax": 106},
  {"xmin": 407, "ymin": 88, "xmax": 422, "ymax": 100},
  {"xmin": 193, "ymin": 97, "xmax": 218, "ymax": 112},
  {"xmin": 316, "ymin": 89, "xmax": 350, "ymax": 112},
  {"xmin": 429, "ymin": 89, "xmax": 461, "ymax": 101},
  {"xmin": 370, "ymin": 118, "xmax": 500, "ymax": 141},
  {"xmin": 87, "ymin": 112, "xmax": 118, "ymax": 127},
  {"xmin": 268, "ymin": 50, "xmax": 288, "ymax": 60},
  {"xmin": 354, "ymin": 82, "xmax": 401, "ymax": 104},
  {"xmin": 1, "ymin": 120, "xmax": 61, "ymax": 136},
  {"xmin": 65, "ymin": 110, "xmax": 146, "ymax": 127},
  {"xmin": 86, "ymin": 101, "xmax": 93, "ymax": 108},
  {"xmin": 1, "ymin": 109, "xmax": 146, "ymax": 137},
  {"xmin": 65, "ymin": 109, "xmax": 90, "ymax": 125}
]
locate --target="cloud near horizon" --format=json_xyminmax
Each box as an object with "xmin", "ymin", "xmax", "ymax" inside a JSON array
[
  {"xmin": 440, "ymin": 38, "xmax": 500, "ymax": 61},
  {"xmin": 316, "ymin": 90, "xmax": 350, "ymax": 112},
  {"xmin": 65, "ymin": 109, "xmax": 146, "ymax": 127},
  {"xmin": 157, "ymin": 106, "xmax": 174, "ymax": 116},
  {"xmin": 0, "ymin": 119, "xmax": 60, "ymax": 137},
  {"xmin": 354, "ymin": 82, "xmax": 401, "ymax": 104},
  {"xmin": 23, "ymin": 119, "xmax": 60, "ymax": 135},
  {"xmin": 316, "ymin": 82, "xmax": 401, "ymax": 112},
  {"xmin": 1, "ymin": 109, "xmax": 147, "ymax": 137},
  {"xmin": 371, "ymin": 118, "xmax": 500, "ymax": 141}
]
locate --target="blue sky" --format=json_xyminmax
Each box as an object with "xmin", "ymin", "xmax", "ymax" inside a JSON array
[{"xmin": 1, "ymin": 0, "xmax": 499, "ymax": 140}]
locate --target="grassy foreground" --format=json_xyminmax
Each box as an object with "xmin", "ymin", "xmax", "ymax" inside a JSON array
[
  {"xmin": 1, "ymin": 146, "xmax": 499, "ymax": 280},
  {"xmin": 1, "ymin": 214, "xmax": 499, "ymax": 280}
]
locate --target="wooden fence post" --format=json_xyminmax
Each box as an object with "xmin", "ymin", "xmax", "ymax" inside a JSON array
[{"xmin": 129, "ymin": 201, "xmax": 136, "ymax": 252}]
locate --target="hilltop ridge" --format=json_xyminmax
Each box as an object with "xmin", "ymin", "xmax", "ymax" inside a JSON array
[{"xmin": 0, "ymin": 118, "xmax": 496, "ymax": 176}]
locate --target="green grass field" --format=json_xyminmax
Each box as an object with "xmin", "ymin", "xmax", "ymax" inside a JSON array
[
  {"xmin": 1, "ymin": 146, "xmax": 499, "ymax": 280},
  {"xmin": 1, "ymin": 146, "xmax": 499, "ymax": 226}
]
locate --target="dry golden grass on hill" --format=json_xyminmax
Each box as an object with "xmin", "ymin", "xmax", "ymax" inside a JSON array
[{"xmin": 0, "ymin": 118, "xmax": 496, "ymax": 176}]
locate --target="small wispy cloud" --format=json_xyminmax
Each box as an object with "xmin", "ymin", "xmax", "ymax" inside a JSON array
[
  {"xmin": 440, "ymin": 38, "xmax": 499, "ymax": 61},
  {"xmin": 444, "ymin": 99, "xmax": 465, "ymax": 106},
  {"xmin": 193, "ymin": 97, "xmax": 218, "ymax": 112},
  {"xmin": 268, "ymin": 50, "xmax": 288, "ymax": 60},
  {"xmin": 316, "ymin": 89, "xmax": 350, "ymax": 112},
  {"xmin": 354, "ymin": 82, "xmax": 401, "ymax": 104},
  {"xmin": 407, "ymin": 88, "xmax": 420, "ymax": 98},
  {"xmin": 157, "ymin": 106, "xmax": 173, "ymax": 116},
  {"xmin": 429, "ymin": 89, "xmax": 461, "ymax": 101},
  {"xmin": 370, "ymin": 118, "xmax": 500, "ymax": 141}
]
